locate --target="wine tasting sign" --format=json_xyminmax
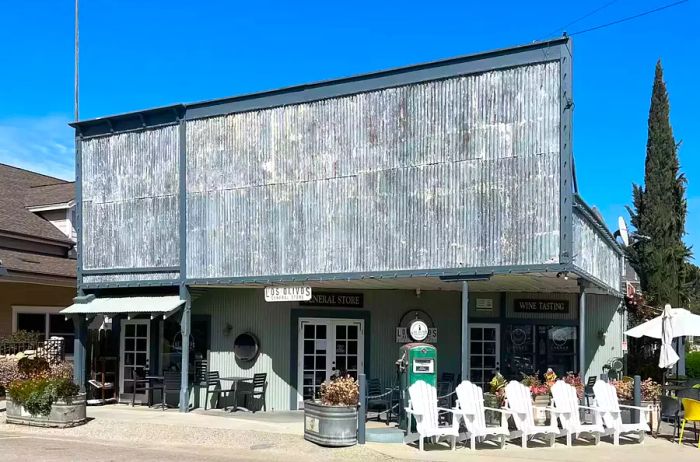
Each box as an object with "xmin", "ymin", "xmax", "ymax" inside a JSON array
[{"xmin": 513, "ymin": 299, "xmax": 569, "ymax": 314}]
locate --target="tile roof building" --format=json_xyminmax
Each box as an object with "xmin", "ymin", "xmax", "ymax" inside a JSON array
[{"xmin": 0, "ymin": 163, "xmax": 77, "ymax": 340}]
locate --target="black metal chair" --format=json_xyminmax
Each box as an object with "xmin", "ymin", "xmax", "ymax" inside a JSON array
[
  {"xmin": 204, "ymin": 371, "xmax": 234, "ymax": 410},
  {"xmin": 239, "ymin": 373, "xmax": 267, "ymax": 413},
  {"xmin": 440, "ymin": 372, "xmax": 455, "ymax": 386},
  {"xmin": 366, "ymin": 378, "xmax": 391, "ymax": 423},
  {"xmin": 678, "ymin": 387, "xmax": 700, "ymax": 402},
  {"xmin": 135, "ymin": 367, "xmax": 163, "ymax": 409},
  {"xmin": 584, "ymin": 376, "xmax": 597, "ymax": 406},
  {"xmin": 437, "ymin": 381, "xmax": 453, "ymax": 425},
  {"xmin": 194, "ymin": 359, "xmax": 208, "ymax": 386},
  {"xmin": 162, "ymin": 371, "xmax": 182, "ymax": 410},
  {"xmin": 659, "ymin": 394, "xmax": 682, "ymax": 438}
]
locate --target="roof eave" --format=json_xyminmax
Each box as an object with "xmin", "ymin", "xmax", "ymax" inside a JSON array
[{"xmin": 71, "ymin": 37, "xmax": 571, "ymax": 137}]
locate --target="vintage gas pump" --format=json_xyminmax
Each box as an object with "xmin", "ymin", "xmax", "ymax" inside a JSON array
[{"xmin": 396, "ymin": 343, "xmax": 437, "ymax": 430}]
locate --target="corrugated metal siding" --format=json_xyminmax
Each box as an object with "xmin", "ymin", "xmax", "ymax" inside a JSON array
[
  {"xmin": 584, "ymin": 293, "xmax": 624, "ymax": 380},
  {"xmin": 186, "ymin": 61, "xmax": 562, "ymax": 279},
  {"xmin": 572, "ymin": 212, "xmax": 621, "ymax": 290},
  {"xmin": 505, "ymin": 292, "xmax": 579, "ymax": 321},
  {"xmin": 82, "ymin": 272, "xmax": 179, "ymax": 283},
  {"xmin": 81, "ymin": 126, "xmax": 180, "ymax": 272},
  {"xmin": 192, "ymin": 288, "xmax": 461, "ymax": 411}
]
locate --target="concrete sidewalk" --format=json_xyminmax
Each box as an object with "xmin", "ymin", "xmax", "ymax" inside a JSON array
[{"xmin": 2, "ymin": 402, "xmax": 700, "ymax": 461}]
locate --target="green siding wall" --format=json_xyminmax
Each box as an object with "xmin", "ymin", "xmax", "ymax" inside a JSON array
[
  {"xmin": 191, "ymin": 287, "xmax": 622, "ymax": 411},
  {"xmin": 192, "ymin": 288, "xmax": 461, "ymax": 411},
  {"xmin": 584, "ymin": 293, "xmax": 625, "ymax": 381}
]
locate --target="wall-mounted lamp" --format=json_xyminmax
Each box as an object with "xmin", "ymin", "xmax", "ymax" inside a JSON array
[
  {"xmin": 597, "ymin": 329, "xmax": 607, "ymax": 344},
  {"xmin": 223, "ymin": 323, "xmax": 233, "ymax": 337},
  {"xmin": 415, "ymin": 288, "xmax": 421, "ymax": 298},
  {"xmin": 556, "ymin": 271, "xmax": 569, "ymax": 280}
]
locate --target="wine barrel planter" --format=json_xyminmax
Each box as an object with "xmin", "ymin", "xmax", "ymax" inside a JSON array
[
  {"xmin": 303, "ymin": 400, "xmax": 358, "ymax": 447},
  {"xmin": 6, "ymin": 393, "xmax": 87, "ymax": 428}
]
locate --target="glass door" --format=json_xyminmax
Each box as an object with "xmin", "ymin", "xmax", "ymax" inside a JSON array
[
  {"xmin": 120, "ymin": 319, "xmax": 150, "ymax": 403},
  {"xmin": 297, "ymin": 318, "xmax": 364, "ymax": 408},
  {"xmin": 469, "ymin": 323, "xmax": 500, "ymax": 389},
  {"xmin": 299, "ymin": 319, "xmax": 330, "ymax": 404},
  {"xmin": 333, "ymin": 321, "xmax": 363, "ymax": 380}
]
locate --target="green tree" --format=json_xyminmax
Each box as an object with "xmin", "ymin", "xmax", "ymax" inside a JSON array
[{"xmin": 626, "ymin": 60, "xmax": 690, "ymax": 310}]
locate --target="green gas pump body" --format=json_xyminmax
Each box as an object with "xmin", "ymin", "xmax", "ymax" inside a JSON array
[{"xmin": 397, "ymin": 343, "xmax": 438, "ymax": 430}]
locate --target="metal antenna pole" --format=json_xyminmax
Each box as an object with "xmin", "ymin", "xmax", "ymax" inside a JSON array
[{"xmin": 74, "ymin": 0, "xmax": 79, "ymax": 121}]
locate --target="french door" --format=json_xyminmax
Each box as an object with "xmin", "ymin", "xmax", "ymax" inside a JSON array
[
  {"xmin": 120, "ymin": 319, "xmax": 150, "ymax": 403},
  {"xmin": 297, "ymin": 318, "xmax": 364, "ymax": 407},
  {"xmin": 469, "ymin": 323, "xmax": 500, "ymax": 389}
]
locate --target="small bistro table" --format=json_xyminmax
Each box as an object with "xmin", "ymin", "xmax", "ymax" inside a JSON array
[{"xmin": 219, "ymin": 376, "xmax": 250, "ymax": 412}]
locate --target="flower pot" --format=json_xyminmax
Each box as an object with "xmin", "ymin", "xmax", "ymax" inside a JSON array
[
  {"xmin": 303, "ymin": 400, "xmax": 358, "ymax": 447},
  {"xmin": 6, "ymin": 392, "xmax": 87, "ymax": 428},
  {"xmin": 532, "ymin": 395, "xmax": 550, "ymax": 426},
  {"xmin": 483, "ymin": 392, "xmax": 503, "ymax": 426},
  {"xmin": 620, "ymin": 400, "xmax": 659, "ymax": 430}
]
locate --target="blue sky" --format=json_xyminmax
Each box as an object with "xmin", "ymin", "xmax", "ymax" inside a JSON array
[{"xmin": 1, "ymin": 0, "xmax": 698, "ymax": 256}]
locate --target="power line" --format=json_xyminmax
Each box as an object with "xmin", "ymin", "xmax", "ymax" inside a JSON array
[
  {"xmin": 568, "ymin": 0, "xmax": 689, "ymax": 36},
  {"xmin": 542, "ymin": 0, "xmax": 620, "ymax": 39}
]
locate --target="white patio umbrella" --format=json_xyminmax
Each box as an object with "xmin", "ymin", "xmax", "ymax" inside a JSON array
[
  {"xmin": 659, "ymin": 305, "xmax": 680, "ymax": 368},
  {"xmin": 625, "ymin": 304, "xmax": 700, "ymax": 368}
]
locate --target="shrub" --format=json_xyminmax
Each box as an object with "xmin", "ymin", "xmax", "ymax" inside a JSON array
[
  {"xmin": 0, "ymin": 330, "xmax": 42, "ymax": 346},
  {"xmin": 7, "ymin": 377, "xmax": 79, "ymax": 417},
  {"xmin": 563, "ymin": 372, "xmax": 584, "ymax": 399},
  {"xmin": 0, "ymin": 357, "xmax": 22, "ymax": 388},
  {"xmin": 611, "ymin": 379, "xmax": 632, "ymax": 400},
  {"xmin": 0, "ymin": 357, "xmax": 72, "ymax": 389},
  {"xmin": 17, "ymin": 357, "xmax": 50, "ymax": 377},
  {"xmin": 318, "ymin": 375, "xmax": 359, "ymax": 406},
  {"xmin": 686, "ymin": 352, "xmax": 700, "ymax": 379},
  {"xmin": 610, "ymin": 377, "xmax": 661, "ymax": 402}
]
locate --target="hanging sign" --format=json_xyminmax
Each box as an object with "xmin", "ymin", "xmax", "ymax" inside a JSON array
[
  {"xmin": 514, "ymin": 299, "xmax": 569, "ymax": 314},
  {"xmin": 475, "ymin": 298, "xmax": 494, "ymax": 312},
  {"xmin": 300, "ymin": 292, "xmax": 363, "ymax": 308},
  {"xmin": 264, "ymin": 286, "xmax": 312, "ymax": 302}
]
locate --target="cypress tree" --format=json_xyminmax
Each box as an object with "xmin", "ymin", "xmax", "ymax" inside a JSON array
[{"xmin": 626, "ymin": 60, "xmax": 690, "ymax": 309}]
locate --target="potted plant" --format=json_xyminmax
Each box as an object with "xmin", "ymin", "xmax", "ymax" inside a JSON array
[
  {"xmin": 612, "ymin": 377, "xmax": 661, "ymax": 429},
  {"xmin": 521, "ymin": 369, "xmax": 557, "ymax": 425},
  {"xmin": 5, "ymin": 357, "xmax": 86, "ymax": 428},
  {"xmin": 485, "ymin": 372, "xmax": 507, "ymax": 425},
  {"xmin": 303, "ymin": 375, "xmax": 359, "ymax": 447},
  {"xmin": 562, "ymin": 372, "xmax": 584, "ymax": 400}
]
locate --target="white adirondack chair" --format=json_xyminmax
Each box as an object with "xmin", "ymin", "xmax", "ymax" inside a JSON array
[
  {"xmin": 592, "ymin": 380, "xmax": 651, "ymax": 445},
  {"xmin": 550, "ymin": 380, "xmax": 604, "ymax": 446},
  {"xmin": 504, "ymin": 381, "xmax": 565, "ymax": 447},
  {"xmin": 404, "ymin": 380, "xmax": 460, "ymax": 451},
  {"xmin": 454, "ymin": 381, "xmax": 511, "ymax": 449}
]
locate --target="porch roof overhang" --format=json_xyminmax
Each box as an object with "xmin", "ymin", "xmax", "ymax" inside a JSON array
[{"xmin": 61, "ymin": 294, "xmax": 185, "ymax": 318}]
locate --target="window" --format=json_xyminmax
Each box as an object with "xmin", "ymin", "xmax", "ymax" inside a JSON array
[{"xmin": 12, "ymin": 307, "xmax": 74, "ymax": 355}]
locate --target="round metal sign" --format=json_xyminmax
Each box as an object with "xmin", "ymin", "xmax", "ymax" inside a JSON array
[{"xmin": 409, "ymin": 320, "xmax": 429, "ymax": 341}]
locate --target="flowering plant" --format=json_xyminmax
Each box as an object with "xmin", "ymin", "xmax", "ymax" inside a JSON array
[
  {"xmin": 521, "ymin": 371, "xmax": 550, "ymax": 397},
  {"xmin": 489, "ymin": 372, "xmax": 507, "ymax": 405},
  {"xmin": 562, "ymin": 372, "xmax": 584, "ymax": 399},
  {"xmin": 610, "ymin": 377, "xmax": 661, "ymax": 402},
  {"xmin": 318, "ymin": 375, "xmax": 359, "ymax": 406}
]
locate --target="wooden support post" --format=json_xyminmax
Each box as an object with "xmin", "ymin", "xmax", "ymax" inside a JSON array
[
  {"xmin": 179, "ymin": 284, "xmax": 191, "ymax": 412},
  {"xmin": 461, "ymin": 281, "xmax": 469, "ymax": 382}
]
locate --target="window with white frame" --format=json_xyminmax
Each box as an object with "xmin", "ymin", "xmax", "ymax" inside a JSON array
[{"xmin": 12, "ymin": 307, "xmax": 74, "ymax": 355}]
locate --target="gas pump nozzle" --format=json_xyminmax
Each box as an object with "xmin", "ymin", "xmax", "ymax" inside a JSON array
[{"xmin": 395, "ymin": 351, "xmax": 407, "ymax": 372}]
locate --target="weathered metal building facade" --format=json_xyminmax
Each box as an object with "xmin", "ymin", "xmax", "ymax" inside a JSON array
[{"xmin": 68, "ymin": 37, "xmax": 627, "ymax": 412}]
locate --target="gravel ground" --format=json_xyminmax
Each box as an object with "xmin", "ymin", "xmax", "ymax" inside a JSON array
[{"xmin": 0, "ymin": 414, "xmax": 394, "ymax": 461}]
